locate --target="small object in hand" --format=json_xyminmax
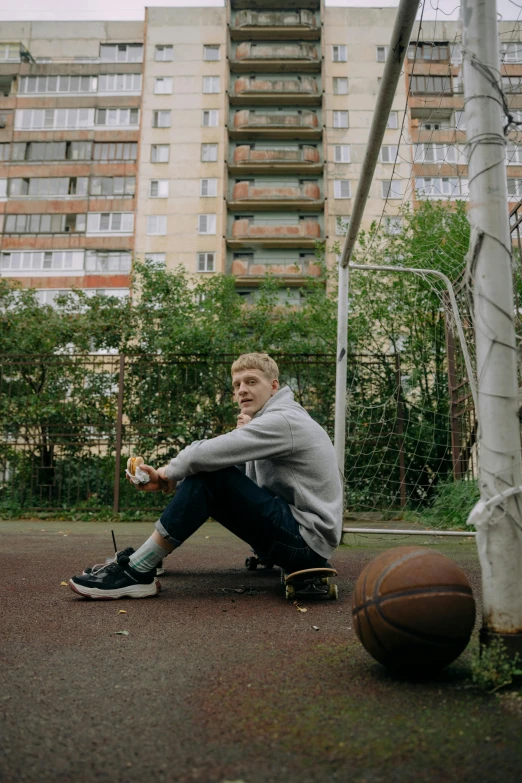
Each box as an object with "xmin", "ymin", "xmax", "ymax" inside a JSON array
[{"xmin": 125, "ymin": 456, "xmax": 150, "ymax": 485}]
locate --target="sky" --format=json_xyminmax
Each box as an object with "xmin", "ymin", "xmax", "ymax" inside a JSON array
[{"xmin": 0, "ymin": 0, "xmax": 520, "ymax": 23}]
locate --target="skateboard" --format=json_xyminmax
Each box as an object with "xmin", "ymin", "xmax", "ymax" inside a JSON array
[
  {"xmin": 283, "ymin": 567, "xmax": 338, "ymax": 600},
  {"xmin": 245, "ymin": 550, "xmax": 274, "ymax": 571}
]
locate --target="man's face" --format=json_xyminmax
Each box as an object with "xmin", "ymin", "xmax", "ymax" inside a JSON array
[{"xmin": 232, "ymin": 368, "xmax": 279, "ymax": 417}]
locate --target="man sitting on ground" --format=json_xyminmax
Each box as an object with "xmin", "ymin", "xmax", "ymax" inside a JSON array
[{"xmin": 69, "ymin": 353, "xmax": 343, "ymax": 599}]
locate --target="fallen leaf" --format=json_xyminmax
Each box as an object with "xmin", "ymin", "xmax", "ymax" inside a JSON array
[
  {"xmin": 312, "ymin": 625, "xmax": 320, "ymax": 631},
  {"xmin": 114, "ymin": 630, "xmax": 129, "ymax": 636},
  {"xmin": 293, "ymin": 601, "xmax": 307, "ymax": 613},
  {"xmin": 118, "ymin": 610, "xmax": 127, "ymax": 614},
  {"xmin": 60, "ymin": 581, "xmax": 68, "ymax": 586},
  {"xmin": 205, "ymin": 536, "xmax": 210, "ymax": 539},
  {"xmin": 220, "ymin": 587, "xmax": 245, "ymax": 594}
]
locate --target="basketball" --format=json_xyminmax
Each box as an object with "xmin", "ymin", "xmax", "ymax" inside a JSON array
[{"xmin": 352, "ymin": 546, "xmax": 476, "ymax": 673}]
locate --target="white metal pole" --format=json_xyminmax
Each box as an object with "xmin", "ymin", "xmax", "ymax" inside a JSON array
[
  {"xmin": 333, "ymin": 0, "xmax": 421, "ymax": 483},
  {"xmin": 463, "ymin": 0, "xmax": 522, "ymax": 651},
  {"xmin": 334, "ymin": 263, "xmax": 349, "ymax": 472}
]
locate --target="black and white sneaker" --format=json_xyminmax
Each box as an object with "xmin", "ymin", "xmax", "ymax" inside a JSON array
[
  {"xmin": 156, "ymin": 560, "xmax": 165, "ymax": 576},
  {"xmin": 82, "ymin": 546, "xmax": 136, "ymax": 576},
  {"xmin": 70, "ymin": 553, "xmax": 160, "ymax": 600}
]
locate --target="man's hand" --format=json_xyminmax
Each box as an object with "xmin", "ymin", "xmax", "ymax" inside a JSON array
[
  {"xmin": 126, "ymin": 464, "xmax": 176, "ymax": 494},
  {"xmin": 237, "ymin": 413, "xmax": 252, "ymax": 428}
]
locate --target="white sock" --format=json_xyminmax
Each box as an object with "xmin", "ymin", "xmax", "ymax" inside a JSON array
[{"xmin": 129, "ymin": 537, "xmax": 168, "ymax": 573}]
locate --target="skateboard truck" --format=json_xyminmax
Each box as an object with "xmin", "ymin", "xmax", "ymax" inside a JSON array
[{"xmin": 283, "ymin": 567, "xmax": 338, "ymax": 600}]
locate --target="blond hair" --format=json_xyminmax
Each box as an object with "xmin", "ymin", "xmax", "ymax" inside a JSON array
[{"xmin": 231, "ymin": 353, "xmax": 279, "ymax": 381}]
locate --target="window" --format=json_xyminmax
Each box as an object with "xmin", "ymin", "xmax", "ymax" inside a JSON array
[
  {"xmin": 450, "ymin": 43, "xmax": 462, "ymax": 64},
  {"xmin": 334, "ymin": 180, "xmax": 351, "ymax": 198},
  {"xmin": 454, "ymin": 110, "xmax": 466, "ymax": 131},
  {"xmin": 85, "ymin": 251, "xmax": 132, "ymax": 273},
  {"xmin": 98, "ymin": 73, "xmax": 142, "ymax": 92},
  {"xmin": 155, "ymin": 45, "xmax": 173, "ymax": 62},
  {"xmin": 502, "ymin": 75, "xmax": 522, "ymax": 94},
  {"xmin": 502, "ymin": 42, "xmax": 522, "ymax": 63},
  {"xmin": 144, "ymin": 253, "xmax": 166, "ymax": 267},
  {"xmin": 377, "ymin": 46, "xmax": 388, "ymax": 62},
  {"xmin": 86, "ymin": 213, "xmax": 134, "ymax": 233},
  {"xmin": 203, "ymin": 76, "xmax": 220, "ymax": 93},
  {"xmin": 0, "ymin": 143, "xmax": 10, "ymax": 161},
  {"xmin": 150, "ymin": 179, "xmax": 169, "ymax": 198},
  {"xmin": 99, "ymin": 43, "xmax": 143, "ymax": 62},
  {"xmin": 93, "ymin": 142, "xmax": 137, "ymax": 161},
  {"xmin": 507, "ymin": 145, "xmax": 522, "ymax": 165},
  {"xmin": 333, "ymin": 77, "xmax": 348, "ymax": 95},
  {"xmin": 0, "ymin": 43, "xmax": 20, "ymax": 61},
  {"xmin": 10, "ymin": 176, "xmax": 89, "ymax": 197},
  {"xmin": 4, "ymin": 214, "xmax": 85, "ymax": 233},
  {"xmin": 68, "ymin": 141, "xmax": 93, "ymax": 160},
  {"xmin": 147, "ymin": 215, "xmax": 167, "ymax": 235},
  {"xmin": 335, "ymin": 216, "xmax": 350, "ymax": 235},
  {"xmin": 414, "ymin": 143, "xmax": 463, "ymax": 164},
  {"xmin": 200, "ymin": 178, "xmax": 217, "ymax": 197},
  {"xmin": 203, "ymin": 45, "xmax": 220, "ymax": 61},
  {"xmin": 408, "ymin": 42, "xmax": 450, "ymax": 61},
  {"xmin": 508, "ymin": 179, "xmax": 522, "ymax": 198},
  {"xmin": 381, "ymin": 145, "xmax": 398, "ymax": 163},
  {"xmin": 201, "ymin": 143, "xmax": 218, "ymax": 162},
  {"xmin": 410, "ymin": 74, "xmax": 452, "ymax": 94},
  {"xmin": 154, "ymin": 77, "xmax": 173, "ymax": 95},
  {"xmin": 386, "ymin": 111, "xmax": 398, "ymax": 129},
  {"xmin": 151, "ymin": 144, "xmax": 170, "ymax": 163},
  {"xmin": 382, "ymin": 180, "xmax": 403, "ymax": 199},
  {"xmin": 197, "ymin": 252, "xmax": 215, "ymax": 272},
  {"xmin": 202, "ymin": 110, "xmax": 219, "ymax": 127},
  {"xmin": 1, "ymin": 250, "xmax": 84, "ymax": 273},
  {"xmin": 415, "ymin": 177, "xmax": 469, "ymax": 198},
  {"xmin": 96, "ymin": 108, "xmax": 139, "ymax": 126},
  {"xmin": 0, "ymin": 179, "xmax": 6, "ymax": 198},
  {"xmin": 198, "ymin": 214, "xmax": 216, "ymax": 234},
  {"xmin": 332, "ymin": 45, "xmax": 347, "ymax": 62},
  {"xmin": 90, "ymin": 177, "xmax": 135, "ymax": 197},
  {"xmin": 20, "ymin": 75, "xmax": 97, "ymax": 94},
  {"xmin": 152, "ymin": 110, "xmax": 171, "ymax": 128},
  {"xmin": 333, "ymin": 111, "xmax": 349, "ymax": 129},
  {"xmin": 15, "ymin": 108, "xmax": 95, "ymax": 130},
  {"xmin": 333, "ymin": 145, "xmax": 350, "ymax": 163}
]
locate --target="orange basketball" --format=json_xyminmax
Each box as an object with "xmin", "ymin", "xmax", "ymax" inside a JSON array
[{"xmin": 352, "ymin": 546, "xmax": 476, "ymax": 673}]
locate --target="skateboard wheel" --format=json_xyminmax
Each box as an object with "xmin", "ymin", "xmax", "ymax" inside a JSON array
[
  {"xmin": 263, "ymin": 561, "xmax": 274, "ymax": 570},
  {"xmin": 285, "ymin": 585, "xmax": 296, "ymax": 600},
  {"xmin": 327, "ymin": 584, "xmax": 339, "ymax": 600},
  {"xmin": 320, "ymin": 577, "xmax": 329, "ymax": 585},
  {"xmin": 245, "ymin": 557, "xmax": 258, "ymax": 571}
]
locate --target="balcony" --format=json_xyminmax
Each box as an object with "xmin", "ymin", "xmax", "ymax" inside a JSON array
[
  {"xmin": 230, "ymin": 110, "xmax": 321, "ymax": 141},
  {"xmin": 231, "ymin": 255, "xmax": 322, "ymax": 280},
  {"xmin": 230, "ymin": 43, "xmax": 320, "ymax": 73},
  {"xmin": 231, "ymin": 0, "xmax": 320, "ymax": 9},
  {"xmin": 230, "ymin": 76, "xmax": 320, "ymax": 106},
  {"xmin": 229, "ymin": 144, "xmax": 322, "ymax": 174},
  {"xmin": 229, "ymin": 180, "xmax": 322, "ymax": 211},
  {"xmin": 228, "ymin": 217, "xmax": 321, "ymax": 248},
  {"xmin": 231, "ymin": 10, "xmax": 319, "ymax": 41}
]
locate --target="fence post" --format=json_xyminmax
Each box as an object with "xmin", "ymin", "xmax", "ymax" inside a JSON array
[
  {"xmin": 113, "ymin": 354, "xmax": 125, "ymax": 514},
  {"xmin": 394, "ymin": 353, "xmax": 406, "ymax": 507},
  {"xmin": 444, "ymin": 315, "xmax": 463, "ymax": 480}
]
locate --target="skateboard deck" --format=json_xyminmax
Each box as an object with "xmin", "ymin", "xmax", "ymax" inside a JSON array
[{"xmin": 283, "ymin": 567, "xmax": 338, "ymax": 600}]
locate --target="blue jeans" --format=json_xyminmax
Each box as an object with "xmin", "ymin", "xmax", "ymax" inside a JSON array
[{"xmin": 155, "ymin": 466, "xmax": 328, "ymax": 572}]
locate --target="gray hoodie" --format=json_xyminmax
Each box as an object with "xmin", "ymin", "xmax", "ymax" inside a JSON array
[{"xmin": 164, "ymin": 386, "xmax": 343, "ymax": 559}]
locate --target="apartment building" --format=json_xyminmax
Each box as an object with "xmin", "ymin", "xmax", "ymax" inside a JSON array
[
  {"xmin": 0, "ymin": 21, "xmax": 144, "ymax": 304},
  {"xmin": 1, "ymin": 9, "xmax": 522, "ymax": 303}
]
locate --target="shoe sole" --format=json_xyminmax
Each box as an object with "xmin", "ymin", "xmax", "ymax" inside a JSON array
[{"xmin": 69, "ymin": 578, "xmax": 161, "ymax": 600}]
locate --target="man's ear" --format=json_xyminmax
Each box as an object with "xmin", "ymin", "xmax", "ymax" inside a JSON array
[{"xmin": 271, "ymin": 379, "xmax": 279, "ymax": 395}]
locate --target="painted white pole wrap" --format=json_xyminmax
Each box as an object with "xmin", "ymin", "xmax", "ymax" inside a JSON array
[
  {"xmin": 463, "ymin": 0, "xmax": 522, "ymax": 642},
  {"xmin": 333, "ymin": 0, "xmax": 421, "ymax": 479}
]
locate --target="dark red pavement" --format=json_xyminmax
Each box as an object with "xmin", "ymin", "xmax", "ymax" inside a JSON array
[{"xmin": 1, "ymin": 520, "xmax": 521, "ymax": 783}]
